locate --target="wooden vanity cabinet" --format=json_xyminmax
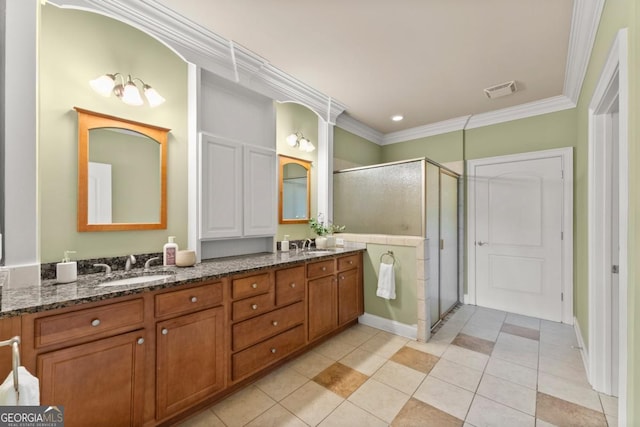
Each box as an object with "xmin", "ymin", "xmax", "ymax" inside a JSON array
[{"xmin": 337, "ymin": 253, "xmax": 363, "ymax": 325}]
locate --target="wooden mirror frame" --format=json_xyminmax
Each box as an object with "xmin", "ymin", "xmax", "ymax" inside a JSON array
[
  {"xmin": 75, "ymin": 107, "xmax": 170, "ymax": 232},
  {"xmin": 279, "ymin": 155, "xmax": 311, "ymax": 224}
]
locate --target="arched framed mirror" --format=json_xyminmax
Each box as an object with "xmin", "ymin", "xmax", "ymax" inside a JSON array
[
  {"xmin": 279, "ymin": 155, "xmax": 311, "ymax": 224},
  {"xmin": 75, "ymin": 107, "xmax": 170, "ymax": 231}
]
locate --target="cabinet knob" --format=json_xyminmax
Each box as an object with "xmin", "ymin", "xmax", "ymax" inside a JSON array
[
  {"xmin": 137, "ymin": 338, "xmax": 144, "ymax": 345},
  {"xmin": 340, "ymin": 275, "xmax": 345, "ymax": 280},
  {"xmin": 322, "ymin": 266, "xmax": 326, "ymax": 271},
  {"xmin": 251, "ymin": 283, "xmax": 258, "ymax": 289},
  {"xmin": 290, "ymin": 283, "xmax": 296, "ymax": 288},
  {"xmin": 251, "ymin": 304, "xmax": 258, "ymax": 310},
  {"xmin": 349, "ymin": 260, "xmax": 353, "ymax": 265},
  {"xmin": 272, "ymin": 321, "xmax": 278, "ymax": 326},
  {"xmin": 270, "ymin": 348, "xmax": 277, "ymax": 354},
  {"xmin": 162, "ymin": 328, "xmax": 168, "ymax": 335},
  {"xmin": 190, "ymin": 296, "xmax": 198, "ymax": 303},
  {"xmin": 91, "ymin": 319, "xmax": 100, "ymax": 327}
]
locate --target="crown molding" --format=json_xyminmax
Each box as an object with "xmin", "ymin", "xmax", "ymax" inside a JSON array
[
  {"xmin": 382, "ymin": 116, "xmax": 471, "ymax": 145},
  {"xmin": 563, "ymin": 0, "xmax": 606, "ymax": 103},
  {"xmin": 335, "ymin": 114, "xmax": 384, "ymax": 144}
]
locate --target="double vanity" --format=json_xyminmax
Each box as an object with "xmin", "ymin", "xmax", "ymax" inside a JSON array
[{"xmin": 0, "ymin": 246, "xmax": 364, "ymax": 427}]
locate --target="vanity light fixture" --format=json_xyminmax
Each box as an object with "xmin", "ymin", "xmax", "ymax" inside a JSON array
[
  {"xmin": 89, "ymin": 72, "xmax": 166, "ymax": 107},
  {"xmin": 286, "ymin": 132, "xmax": 315, "ymax": 152}
]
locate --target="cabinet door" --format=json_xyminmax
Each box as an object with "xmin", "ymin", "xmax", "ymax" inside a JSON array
[
  {"xmin": 156, "ymin": 307, "xmax": 225, "ymax": 420},
  {"xmin": 338, "ymin": 268, "xmax": 360, "ymax": 325},
  {"xmin": 200, "ymin": 134, "xmax": 243, "ymax": 239},
  {"xmin": 244, "ymin": 145, "xmax": 276, "ymax": 236},
  {"xmin": 38, "ymin": 330, "xmax": 146, "ymax": 427},
  {"xmin": 308, "ymin": 276, "xmax": 337, "ymax": 341}
]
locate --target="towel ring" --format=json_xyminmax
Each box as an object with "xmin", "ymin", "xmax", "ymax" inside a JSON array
[
  {"xmin": 380, "ymin": 251, "xmax": 396, "ymax": 265},
  {"xmin": 0, "ymin": 336, "xmax": 20, "ymax": 395}
]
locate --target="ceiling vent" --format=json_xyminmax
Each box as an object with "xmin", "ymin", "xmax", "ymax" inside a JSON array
[{"xmin": 484, "ymin": 80, "xmax": 517, "ymax": 99}]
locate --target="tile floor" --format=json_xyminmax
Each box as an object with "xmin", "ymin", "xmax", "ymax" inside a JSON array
[{"xmin": 179, "ymin": 305, "xmax": 618, "ymax": 426}]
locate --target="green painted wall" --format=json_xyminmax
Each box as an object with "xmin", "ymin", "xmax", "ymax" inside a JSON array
[
  {"xmin": 363, "ymin": 244, "xmax": 417, "ymax": 325},
  {"xmin": 275, "ymin": 102, "xmax": 319, "ymax": 241},
  {"xmin": 333, "ymin": 127, "xmax": 382, "ymax": 167},
  {"xmin": 381, "ymin": 130, "xmax": 464, "ymax": 164},
  {"xmin": 39, "ymin": 5, "xmax": 188, "ymax": 263}
]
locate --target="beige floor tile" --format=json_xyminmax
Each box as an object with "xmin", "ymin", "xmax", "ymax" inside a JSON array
[
  {"xmin": 405, "ymin": 338, "xmax": 449, "ymax": 357},
  {"xmin": 606, "ymin": 414, "xmax": 618, "ymax": 427},
  {"xmin": 476, "ymin": 373, "xmax": 537, "ymax": 415},
  {"xmin": 390, "ymin": 346, "xmax": 439, "ymax": 374},
  {"xmin": 484, "ymin": 357, "xmax": 538, "ymax": 390},
  {"xmin": 505, "ymin": 313, "xmax": 541, "ymax": 330},
  {"xmin": 539, "ymin": 340, "xmax": 584, "ymax": 365},
  {"xmin": 313, "ymin": 362, "xmax": 368, "ymax": 398},
  {"xmin": 473, "ymin": 307, "xmax": 507, "ymax": 321},
  {"xmin": 429, "ymin": 358, "xmax": 483, "ymax": 392},
  {"xmin": 461, "ymin": 321, "xmax": 502, "ymax": 342},
  {"xmin": 289, "ymin": 350, "xmax": 335, "ymax": 379},
  {"xmin": 350, "ymin": 323, "xmax": 382, "ymax": 337},
  {"xmin": 598, "ymin": 393, "xmax": 618, "ymax": 416},
  {"xmin": 178, "ymin": 408, "xmax": 225, "ymax": 427},
  {"xmin": 360, "ymin": 332, "xmax": 409, "ymax": 358},
  {"xmin": 535, "ymin": 419, "xmax": 556, "ymax": 427},
  {"xmin": 492, "ymin": 332, "xmax": 539, "ymax": 369},
  {"xmin": 319, "ymin": 401, "xmax": 387, "ymax": 427},
  {"xmin": 212, "ymin": 386, "xmax": 276, "ymax": 427},
  {"xmin": 281, "ymin": 381, "xmax": 344, "ymax": 426},
  {"xmin": 314, "ymin": 337, "xmax": 357, "ymax": 360},
  {"xmin": 501, "ymin": 323, "xmax": 541, "ymax": 341},
  {"xmin": 539, "ymin": 322, "xmax": 578, "ymax": 346},
  {"xmin": 255, "ymin": 366, "xmax": 309, "ymax": 401},
  {"xmin": 539, "ymin": 354, "xmax": 590, "ymax": 388},
  {"xmin": 441, "ymin": 344, "xmax": 489, "ymax": 372},
  {"xmin": 372, "ymin": 360, "xmax": 426, "ymax": 395},
  {"xmin": 466, "ymin": 395, "xmax": 534, "ymax": 427},
  {"xmin": 339, "ymin": 347, "xmax": 387, "ymax": 376},
  {"xmin": 334, "ymin": 326, "xmax": 376, "ymax": 347},
  {"xmin": 391, "ymin": 398, "xmax": 463, "ymax": 427},
  {"xmin": 348, "ymin": 378, "xmax": 410, "ymax": 423},
  {"xmin": 413, "ymin": 375, "xmax": 474, "ymax": 420},
  {"xmin": 538, "ymin": 372, "xmax": 603, "ymax": 412},
  {"xmin": 536, "ymin": 392, "xmax": 607, "ymax": 427},
  {"xmin": 245, "ymin": 404, "xmax": 308, "ymax": 427},
  {"xmin": 451, "ymin": 333, "xmax": 495, "ymax": 355}
]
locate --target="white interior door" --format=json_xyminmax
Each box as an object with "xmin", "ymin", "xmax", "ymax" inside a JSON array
[
  {"xmin": 439, "ymin": 171, "xmax": 458, "ymax": 316},
  {"xmin": 474, "ymin": 156, "xmax": 564, "ymax": 321},
  {"xmin": 610, "ymin": 110, "xmax": 620, "ymax": 397}
]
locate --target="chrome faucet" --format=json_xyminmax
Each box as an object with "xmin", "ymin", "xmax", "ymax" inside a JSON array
[
  {"xmin": 93, "ymin": 263, "xmax": 111, "ymax": 274},
  {"xmin": 125, "ymin": 255, "xmax": 137, "ymax": 271},
  {"xmin": 144, "ymin": 256, "xmax": 161, "ymax": 272},
  {"xmin": 291, "ymin": 242, "xmax": 299, "ymax": 254},
  {"xmin": 302, "ymin": 238, "xmax": 313, "ymax": 251}
]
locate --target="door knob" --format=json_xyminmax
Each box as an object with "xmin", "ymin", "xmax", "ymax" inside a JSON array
[{"xmin": 477, "ymin": 241, "xmax": 488, "ymax": 246}]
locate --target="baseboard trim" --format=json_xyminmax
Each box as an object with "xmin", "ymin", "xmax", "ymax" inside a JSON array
[
  {"xmin": 574, "ymin": 316, "xmax": 590, "ymax": 383},
  {"xmin": 463, "ymin": 294, "xmax": 471, "ymax": 304},
  {"xmin": 358, "ymin": 313, "xmax": 417, "ymax": 339}
]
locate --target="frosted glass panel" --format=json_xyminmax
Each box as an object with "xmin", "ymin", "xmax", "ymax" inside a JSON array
[{"xmin": 333, "ymin": 161, "xmax": 423, "ymax": 236}]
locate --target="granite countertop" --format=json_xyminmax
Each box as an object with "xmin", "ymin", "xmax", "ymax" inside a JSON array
[{"xmin": 0, "ymin": 245, "xmax": 366, "ymax": 319}]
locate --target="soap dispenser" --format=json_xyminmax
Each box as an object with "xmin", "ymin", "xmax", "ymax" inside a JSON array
[
  {"xmin": 56, "ymin": 250, "xmax": 77, "ymax": 283},
  {"xmin": 163, "ymin": 236, "xmax": 178, "ymax": 266},
  {"xmin": 281, "ymin": 235, "xmax": 290, "ymax": 252}
]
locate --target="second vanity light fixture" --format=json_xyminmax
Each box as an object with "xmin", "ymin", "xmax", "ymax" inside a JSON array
[
  {"xmin": 89, "ymin": 72, "xmax": 166, "ymax": 107},
  {"xmin": 286, "ymin": 132, "xmax": 315, "ymax": 152}
]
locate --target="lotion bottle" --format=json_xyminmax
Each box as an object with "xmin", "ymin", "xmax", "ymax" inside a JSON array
[
  {"xmin": 56, "ymin": 250, "xmax": 77, "ymax": 283},
  {"xmin": 281, "ymin": 235, "xmax": 290, "ymax": 252},
  {"xmin": 163, "ymin": 236, "xmax": 178, "ymax": 266}
]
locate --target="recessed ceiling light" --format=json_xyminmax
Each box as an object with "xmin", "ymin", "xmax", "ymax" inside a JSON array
[{"xmin": 391, "ymin": 115, "xmax": 404, "ymax": 122}]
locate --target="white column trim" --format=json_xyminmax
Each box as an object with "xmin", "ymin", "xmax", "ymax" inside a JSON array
[{"xmin": 317, "ymin": 118, "xmax": 333, "ymax": 221}]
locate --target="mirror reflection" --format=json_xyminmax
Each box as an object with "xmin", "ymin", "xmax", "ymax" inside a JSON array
[
  {"xmin": 279, "ymin": 155, "xmax": 311, "ymax": 224},
  {"xmin": 75, "ymin": 107, "xmax": 169, "ymax": 232}
]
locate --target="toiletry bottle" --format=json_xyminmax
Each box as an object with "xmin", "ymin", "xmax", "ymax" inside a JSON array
[
  {"xmin": 282, "ymin": 235, "xmax": 290, "ymax": 252},
  {"xmin": 163, "ymin": 236, "xmax": 178, "ymax": 266},
  {"xmin": 56, "ymin": 250, "xmax": 77, "ymax": 283}
]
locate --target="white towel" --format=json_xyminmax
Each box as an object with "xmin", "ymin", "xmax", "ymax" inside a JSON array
[
  {"xmin": 0, "ymin": 366, "xmax": 40, "ymax": 406},
  {"xmin": 376, "ymin": 262, "xmax": 396, "ymax": 300}
]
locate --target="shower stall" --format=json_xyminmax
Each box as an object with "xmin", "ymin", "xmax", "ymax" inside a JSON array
[{"xmin": 333, "ymin": 158, "xmax": 461, "ymax": 327}]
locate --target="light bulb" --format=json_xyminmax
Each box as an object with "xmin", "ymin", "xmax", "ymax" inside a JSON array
[
  {"xmin": 89, "ymin": 74, "xmax": 116, "ymax": 97},
  {"xmin": 143, "ymin": 85, "xmax": 165, "ymax": 107}
]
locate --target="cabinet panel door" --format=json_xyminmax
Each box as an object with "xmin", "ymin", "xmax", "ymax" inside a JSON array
[
  {"xmin": 244, "ymin": 145, "xmax": 276, "ymax": 236},
  {"xmin": 201, "ymin": 134, "xmax": 243, "ymax": 239},
  {"xmin": 38, "ymin": 330, "xmax": 145, "ymax": 427},
  {"xmin": 338, "ymin": 268, "xmax": 360, "ymax": 325},
  {"xmin": 308, "ymin": 276, "xmax": 337, "ymax": 341},
  {"xmin": 156, "ymin": 307, "xmax": 225, "ymax": 420}
]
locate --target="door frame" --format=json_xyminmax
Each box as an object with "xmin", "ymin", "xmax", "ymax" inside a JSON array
[
  {"xmin": 587, "ymin": 28, "xmax": 628, "ymax": 422},
  {"xmin": 466, "ymin": 147, "xmax": 574, "ymax": 324}
]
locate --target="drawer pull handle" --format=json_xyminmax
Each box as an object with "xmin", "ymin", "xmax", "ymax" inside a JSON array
[
  {"xmin": 290, "ymin": 283, "xmax": 296, "ymax": 288},
  {"xmin": 251, "ymin": 283, "xmax": 258, "ymax": 289},
  {"xmin": 270, "ymin": 348, "xmax": 277, "ymax": 354},
  {"xmin": 91, "ymin": 319, "xmax": 100, "ymax": 327},
  {"xmin": 162, "ymin": 328, "xmax": 168, "ymax": 335},
  {"xmin": 137, "ymin": 338, "xmax": 144, "ymax": 345},
  {"xmin": 190, "ymin": 296, "xmax": 198, "ymax": 303},
  {"xmin": 322, "ymin": 266, "xmax": 326, "ymax": 271},
  {"xmin": 251, "ymin": 304, "xmax": 258, "ymax": 310},
  {"xmin": 272, "ymin": 321, "xmax": 278, "ymax": 326}
]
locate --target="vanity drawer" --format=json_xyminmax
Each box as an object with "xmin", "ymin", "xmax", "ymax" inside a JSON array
[
  {"xmin": 35, "ymin": 299, "xmax": 144, "ymax": 348},
  {"xmin": 306, "ymin": 259, "xmax": 335, "ymax": 279},
  {"xmin": 232, "ymin": 325, "xmax": 305, "ymax": 381},
  {"xmin": 338, "ymin": 254, "xmax": 360, "ymax": 271},
  {"xmin": 231, "ymin": 273, "xmax": 271, "ymax": 300},
  {"xmin": 232, "ymin": 293, "xmax": 275, "ymax": 321},
  {"xmin": 275, "ymin": 266, "xmax": 305, "ymax": 306},
  {"xmin": 155, "ymin": 281, "xmax": 223, "ymax": 318},
  {"xmin": 232, "ymin": 302, "xmax": 304, "ymax": 351}
]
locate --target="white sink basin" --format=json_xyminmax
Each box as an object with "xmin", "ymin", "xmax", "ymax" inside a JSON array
[
  {"xmin": 98, "ymin": 274, "xmax": 174, "ymax": 287},
  {"xmin": 304, "ymin": 250, "xmax": 335, "ymax": 256}
]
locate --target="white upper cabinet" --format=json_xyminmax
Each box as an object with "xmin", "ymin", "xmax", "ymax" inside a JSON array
[{"xmin": 243, "ymin": 145, "xmax": 277, "ymax": 236}]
